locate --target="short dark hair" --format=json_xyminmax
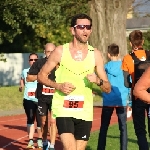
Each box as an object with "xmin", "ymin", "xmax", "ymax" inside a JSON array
[
  {"xmin": 29, "ymin": 53, "xmax": 38, "ymax": 59},
  {"xmin": 71, "ymin": 14, "xmax": 92, "ymax": 27},
  {"xmin": 129, "ymin": 30, "xmax": 143, "ymax": 47},
  {"xmin": 108, "ymin": 43, "xmax": 119, "ymax": 56}
]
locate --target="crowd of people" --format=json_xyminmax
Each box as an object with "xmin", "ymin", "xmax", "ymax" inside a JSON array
[{"xmin": 19, "ymin": 13, "xmax": 150, "ymax": 150}]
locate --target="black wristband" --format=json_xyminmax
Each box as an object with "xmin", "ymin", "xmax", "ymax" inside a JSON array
[{"xmin": 97, "ymin": 79, "xmax": 103, "ymax": 86}]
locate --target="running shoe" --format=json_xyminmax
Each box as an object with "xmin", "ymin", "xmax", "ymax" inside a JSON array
[
  {"xmin": 27, "ymin": 140, "xmax": 35, "ymax": 149},
  {"xmin": 37, "ymin": 139, "xmax": 43, "ymax": 149},
  {"xmin": 43, "ymin": 141, "xmax": 50, "ymax": 150}
]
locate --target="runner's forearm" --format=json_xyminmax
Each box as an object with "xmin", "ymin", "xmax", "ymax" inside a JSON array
[
  {"xmin": 96, "ymin": 76, "xmax": 111, "ymax": 93},
  {"xmin": 100, "ymin": 80, "xmax": 111, "ymax": 93},
  {"xmin": 26, "ymin": 74, "xmax": 37, "ymax": 82},
  {"xmin": 37, "ymin": 73, "xmax": 60, "ymax": 90}
]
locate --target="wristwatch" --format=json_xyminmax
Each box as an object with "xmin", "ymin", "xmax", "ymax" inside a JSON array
[{"xmin": 97, "ymin": 78, "xmax": 103, "ymax": 86}]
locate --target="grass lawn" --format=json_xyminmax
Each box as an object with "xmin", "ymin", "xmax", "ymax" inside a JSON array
[
  {"xmin": 86, "ymin": 120, "xmax": 149, "ymax": 150},
  {"xmin": 0, "ymin": 86, "xmax": 24, "ymax": 111},
  {"xmin": 0, "ymin": 85, "xmax": 102, "ymax": 111}
]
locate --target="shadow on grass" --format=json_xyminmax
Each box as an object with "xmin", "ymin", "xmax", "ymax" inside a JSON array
[
  {"xmin": 107, "ymin": 134, "xmax": 137, "ymax": 144},
  {"xmin": 86, "ymin": 145, "xmax": 93, "ymax": 150}
]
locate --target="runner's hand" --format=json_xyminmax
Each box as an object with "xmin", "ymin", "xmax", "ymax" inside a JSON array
[
  {"xmin": 58, "ymin": 82, "xmax": 76, "ymax": 95},
  {"xmin": 86, "ymin": 73, "xmax": 97, "ymax": 83},
  {"xmin": 100, "ymin": 81, "xmax": 111, "ymax": 93},
  {"xmin": 19, "ymin": 87, "xmax": 22, "ymax": 92}
]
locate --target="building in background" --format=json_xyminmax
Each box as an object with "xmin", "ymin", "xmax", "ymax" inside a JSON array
[
  {"xmin": 0, "ymin": 53, "xmax": 44, "ymax": 86},
  {"xmin": 126, "ymin": 17, "xmax": 150, "ymax": 36},
  {"xmin": 126, "ymin": 0, "xmax": 150, "ymax": 37}
]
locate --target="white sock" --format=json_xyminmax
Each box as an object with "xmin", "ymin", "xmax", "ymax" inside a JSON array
[{"xmin": 50, "ymin": 144, "xmax": 54, "ymax": 148}]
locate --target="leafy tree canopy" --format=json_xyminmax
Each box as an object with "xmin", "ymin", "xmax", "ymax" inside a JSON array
[
  {"xmin": 0, "ymin": 0, "xmax": 90, "ymax": 52},
  {"xmin": 143, "ymin": 30, "xmax": 150, "ymax": 50}
]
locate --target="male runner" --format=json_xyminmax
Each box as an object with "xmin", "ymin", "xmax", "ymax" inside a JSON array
[
  {"xmin": 37, "ymin": 14, "xmax": 111, "ymax": 150},
  {"xmin": 27, "ymin": 43, "xmax": 56, "ymax": 150}
]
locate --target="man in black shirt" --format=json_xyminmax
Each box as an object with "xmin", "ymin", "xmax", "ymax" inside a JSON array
[{"xmin": 27, "ymin": 43, "xmax": 56, "ymax": 150}]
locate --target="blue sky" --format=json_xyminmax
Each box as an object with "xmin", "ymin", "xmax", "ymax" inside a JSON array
[{"xmin": 133, "ymin": 0, "xmax": 150, "ymax": 16}]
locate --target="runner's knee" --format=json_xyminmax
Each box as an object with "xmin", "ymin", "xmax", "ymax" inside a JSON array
[
  {"xmin": 41, "ymin": 119, "xmax": 48, "ymax": 128},
  {"xmin": 27, "ymin": 124, "xmax": 34, "ymax": 127},
  {"xmin": 41, "ymin": 120, "xmax": 47, "ymax": 127},
  {"xmin": 50, "ymin": 118, "xmax": 56, "ymax": 124}
]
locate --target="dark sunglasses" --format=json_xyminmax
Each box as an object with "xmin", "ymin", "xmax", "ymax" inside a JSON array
[
  {"xmin": 29, "ymin": 59, "xmax": 38, "ymax": 61},
  {"xmin": 74, "ymin": 25, "xmax": 92, "ymax": 30}
]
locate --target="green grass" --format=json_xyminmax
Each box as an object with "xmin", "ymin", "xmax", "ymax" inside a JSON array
[
  {"xmin": 0, "ymin": 86, "xmax": 24, "ymax": 111},
  {"xmin": 0, "ymin": 85, "xmax": 102, "ymax": 111},
  {"xmin": 86, "ymin": 120, "xmax": 150, "ymax": 150}
]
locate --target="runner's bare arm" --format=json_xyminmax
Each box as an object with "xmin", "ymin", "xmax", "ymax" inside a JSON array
[
  {"xmin": 26, "ymin": 74, "xmax": 37, "ymax": 82},
  {"xmin": 19, "ymin": 78, "xmax": 24, "ymax": 92},
  {"xmin": 37, "ymin": 45, "xmax": 62, "ymax": 89},
  {"xmin": 94, "ymin": 49, "xmax": 111, "ymax": 93},
  {"xmin": 133, "ymin": 67, "xmax": 150, "ymax": 103},
  {"xmin": 37, "ymin": 46, "xmax": 76, "ymax": 94}
]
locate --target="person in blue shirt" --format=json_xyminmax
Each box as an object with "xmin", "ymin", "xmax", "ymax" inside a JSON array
[
  {"xmin": 87, "ymin": 43, "xmax": 130, "ymax": 150},
  {"xmin": 19, "ymin": 53, "xmax": 42, "ymax": 149},
  {"xmin": 98, "ymin": 43, "xmax": 130, "ymax": 150}
]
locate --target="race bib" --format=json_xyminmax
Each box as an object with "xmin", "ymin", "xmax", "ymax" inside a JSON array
[
  {"xmin": 27, "ymin": 88, "xmax": 36, "ymax": 98},
  {"xmin": 63, "ymin": 95, "xmax": 84, "ymax": 111},
  {"xmin": 42, "ymin": 85, "xmax": 55, "ymax": 95}
]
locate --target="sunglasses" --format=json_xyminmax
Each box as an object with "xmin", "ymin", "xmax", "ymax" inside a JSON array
[
  {"xmin": 29, "ymin": 59, "xmax": 38, "ymax": 61},
  {"xmin": 74, "ymin": 25, "xmax": 92, "ymax": 30}
]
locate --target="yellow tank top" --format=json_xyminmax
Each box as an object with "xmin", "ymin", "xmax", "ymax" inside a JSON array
[{"xmin": 52, "ymin": 43, "xmax": 95, "ymax": 121}]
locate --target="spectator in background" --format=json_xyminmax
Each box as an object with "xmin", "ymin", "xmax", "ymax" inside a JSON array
[
  {"xmin": 19, "ymin": 53, "xmax": 42, "ymax": 149},
  {"xmin": 122, "ymin": 30, "xmax": 150, "ymax": 150},
  {"xmin": 87, "ymin": 44, "xmax": 130, "ymax": 150}
]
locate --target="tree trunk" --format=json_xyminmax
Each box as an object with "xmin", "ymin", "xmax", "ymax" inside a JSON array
[{"xmin": 89, "ymin": 0, "xmax": 133, "ymax": 61}]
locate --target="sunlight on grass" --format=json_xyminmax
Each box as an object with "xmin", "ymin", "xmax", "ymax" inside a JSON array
[
  {"xmin": 0, "ymin": 85, "xmax": 103, "ymax": 111},
  {"xmin": 86, "ymin": 120, "xmax": 148, "ymax": 150},
  {"xmin": 0, "ymin": 86, "xmax": 23, "ymax": 110}
]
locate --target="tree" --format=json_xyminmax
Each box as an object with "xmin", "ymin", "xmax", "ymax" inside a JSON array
[
  {"xmin": 143, "ymin": 30, "xmax": 150, "ymax": 50},
  {"xmin": 132, "ymin": 0, "xmax": 150, "ymax": 17},
  {"xmin": 0, "ymin": 54, "xmax": 6, "ymax": 62},
  {"xmin": 1, "ymin": 0, "xmax": 148, "ymax": 55},
  {"xmin": 89, "ymin": 0, "xmax": 134, "ymax": 61},
  {"xmin": 0, "ymin": 0, "xmax": 89, "ymax": 52}
]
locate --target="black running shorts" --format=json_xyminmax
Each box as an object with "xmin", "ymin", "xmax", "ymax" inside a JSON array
[
  {"xmin": 38, "ymin": 99, "xmax": 52, "ymax": 116},
  {"xmin": 56, "ymin": 117, "xmax": 92, "ymax": 141}
]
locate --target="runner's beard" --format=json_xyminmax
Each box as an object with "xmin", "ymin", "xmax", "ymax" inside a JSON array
[{"xmin": 75, "ymin": 34, "xmax": 88, "ymax": 44}]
